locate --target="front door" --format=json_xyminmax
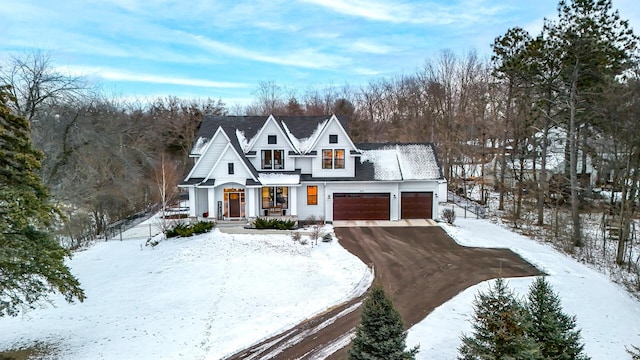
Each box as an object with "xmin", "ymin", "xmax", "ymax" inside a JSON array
[
  {"xmin": 224, "ymin": 188, "xmax": 245, "ymax": 218},
  {"xmin": 229, "ymin": 192, "xmax": 241, "ymax": 217}
]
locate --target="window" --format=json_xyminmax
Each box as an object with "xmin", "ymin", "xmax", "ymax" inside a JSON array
[
  {"xmin": 322, "ymin": 149, "xmax": 333, "ymax": 169},
  {"xmin": 307, "ymin": 186, "xmax": 318, "ymax": 205},
  {"xmin": 334, "ymin": 149, "xmax": 345, "ymax": 169},
  {"xmin": 268, "ymin": 135, "xmax": 277, "ymax": 144},
  {"xmin": 262, "ymin": 187, "xmax": 288, "ymax": 209},
  {"xmin": 329, "ymin": 134, "xmax": 338, "ymax": 143},
  {"xmin": 322, "ymin": 149, "xmax": 345, "ymax": 169},
  {"xmin": 228, "ymin": 162, "xmax": 234, "ymax": 174},
  {"xmin": 262, "ymin": 149, "xmax": 284, "ymax": 169}
]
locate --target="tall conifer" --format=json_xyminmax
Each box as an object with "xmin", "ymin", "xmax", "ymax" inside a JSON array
[
  {"xmin": 0, "ymin": 84, "xmax": 85, "ymax": 316},
  {"xmin": 349, "ymin": 285, "xmax": 418, "ymax": 360},
  {"xmin": 526, "ymin": 277, "xmax": 589, "ymax": 360},
  {"xmin": 458, "ymin": 278, "xmax": 540, "ymax": 360}
]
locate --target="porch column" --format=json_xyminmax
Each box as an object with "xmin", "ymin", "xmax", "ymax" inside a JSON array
[
  {"xmin": 289, "ymin": 187, "xmax": 297, "ymax": 216},
  {"xmin": 207, "ymin": 188, "xmax": 216, "ymax": 219},
  {"xmin": 246, "ymin": 188, "xmax": 256, "ymax": 218},
  {"xmin": 188, "ymin": 187, "xmax": 197, "ymax": 217}
]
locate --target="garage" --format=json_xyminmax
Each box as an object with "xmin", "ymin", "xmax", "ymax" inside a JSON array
[
  {"xmin": 333, "ymin": 193, "xmax": 390, "ymax": 220},
  {"xmin": 401, "ymin": 192, "xmax": 433, "ymax": 219}
]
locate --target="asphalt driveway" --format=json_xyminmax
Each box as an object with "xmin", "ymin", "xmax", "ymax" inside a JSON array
[{"xmin": 226, "ymin": 225, "xmax": 541, "ymax": 359}]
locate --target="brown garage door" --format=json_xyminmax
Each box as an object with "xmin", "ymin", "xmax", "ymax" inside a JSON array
[
  {"xmin": 333, "ymin": 193, "xmax": 390, "ymax": 220},
  {"xmin": 401, "ymin": 192, "xmax": 433, "ymax": 219}
]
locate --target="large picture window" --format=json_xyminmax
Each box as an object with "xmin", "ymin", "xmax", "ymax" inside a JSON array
[
  {"xmin": 322, "ymin": 149, "xmax": 345, "ymax": 169},
  {"xmin": 262, "ymin": 149, "xmax": 284, "ymax": 169},
  {"xmin": 261, "ymin": 186, "xmax": 289, "ymax": 209},
  {"xmin": 307, "ymin": 186, "xmax": 318, "ymax": 205}
]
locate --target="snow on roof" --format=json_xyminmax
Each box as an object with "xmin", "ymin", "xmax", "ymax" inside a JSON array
[
  {"xmin": 191, "ymin": 137, "xmax": 209, "ymax": 155},
  {"xmin": 257, "ymin": 173, "xmax": 301, "ymax": 186},
  {"xmin": 235, "ymin": 129, "xmax": 249, "ymax": 152},
  {"xmin": 359, "ymin": 146, "xmax": 402, "ymax": 180},
  {"xmin": 282, "ymin": 119, "xmax": 328, "ymax": 154},
  {"xmin": 360, "ymin": 144, "xmax": 441, "ymax": 181},
  {"xmin": 397, "ymin": 144, "xmax": 441, "ymax": 180}
]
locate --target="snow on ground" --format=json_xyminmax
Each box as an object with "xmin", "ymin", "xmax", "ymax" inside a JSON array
[
  {"xmin": 2, "ymin": 212, "xmax": 640, "ymax": 359},
  {"xmin": 0, "ymin": 218, "xmax": 372, "ymax": 359},
  {"xmin": 407, "ymin": 217, "xmax": 640, "ymax": 360}
]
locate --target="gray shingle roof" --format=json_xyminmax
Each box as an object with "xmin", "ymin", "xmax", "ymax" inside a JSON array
[{"xmin": 194, "ymin": 115, "xmax": 347, "ymax": 148}]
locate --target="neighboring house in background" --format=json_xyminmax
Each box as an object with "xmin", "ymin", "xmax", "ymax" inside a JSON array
[{"xmin": 180, "ymin": 115, "xmax": 447, "ymax": 222}]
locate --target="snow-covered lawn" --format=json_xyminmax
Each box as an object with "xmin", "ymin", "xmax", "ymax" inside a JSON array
[
  {"xmin": 0, "ymin": 219, "xmax": 372, "ymax": 359},
  {"xmin": 407, "ymin": 218, "xmax": 640, "ymax": 360},
  {"xmin": 1, "ymin": 215, "xmax": 639, "ymax": 359}
]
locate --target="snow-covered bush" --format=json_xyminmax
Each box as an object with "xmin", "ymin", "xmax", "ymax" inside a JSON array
[{"xmin": 442, "ymin": 208, "xmax": 456, "ymax": 225}]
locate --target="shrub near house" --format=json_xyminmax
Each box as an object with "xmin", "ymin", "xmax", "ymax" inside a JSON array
[{"xmin": 166, "ymin": 221, "xmax": 214, "ymax": 238}]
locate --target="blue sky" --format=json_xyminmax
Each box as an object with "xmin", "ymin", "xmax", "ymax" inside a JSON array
[{"xmin": 3, "ymin": 0, "xmax": 639, "ymax": 106}]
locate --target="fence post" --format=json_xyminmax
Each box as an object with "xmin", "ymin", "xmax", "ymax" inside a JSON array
[{"xmin": 119, "ymin": 227, "xmax": 122, "ymax": 241}]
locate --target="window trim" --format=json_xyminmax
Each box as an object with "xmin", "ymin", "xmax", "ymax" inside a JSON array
[
  {"xmin": 329, "ymin": 134, "xmax": 338, "ymax": 144},
  {"xmin": 261, "ymin": 186, "xmax": 289, "ymax": 209},
  {"xmin": 307, "ymin": 185, "xmax": 318, "ymax": 205},
  {"xmin": 261, "ymin": 149, "xmax": 284, "ymax": 170},
  {"xmin": 334, "ymin": 149, "xmax": 345, "ymax": 169},
  {"xmin": 322, "ymin": 149, "xmax": 333, "ymax": 169},
  {"xmin": 267, "ymin": 135, "xmax": 277, "ymax": 144},
  {"xmin": 321, "ymin": 149, "xmax": 345, "ymax": 169}
]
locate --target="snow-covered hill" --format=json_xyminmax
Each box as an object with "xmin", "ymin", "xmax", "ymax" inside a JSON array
[{"xmin": 0, "ymin": 215, "xmax": 638, "ymax": 359}]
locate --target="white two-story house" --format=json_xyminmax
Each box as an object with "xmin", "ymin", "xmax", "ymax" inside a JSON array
[{"xmin": 180, "ymin": 114, "xmax": 447, "ymax": 222}]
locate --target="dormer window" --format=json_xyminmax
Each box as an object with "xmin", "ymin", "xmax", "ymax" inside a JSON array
[
  {"xmin": 268, "ymin": 135, "xmax": 277, "ymax": 144},
  {"xmin": 329, "ymin": 134, "xmax": 338, "ymax": 144},
  {"xmin": 262, "ymin": 149, "xmax": 284, "ymax": 170},
  {"xmin": 322, "ymin": 149, "xmax": 345, "ymax": 169}
]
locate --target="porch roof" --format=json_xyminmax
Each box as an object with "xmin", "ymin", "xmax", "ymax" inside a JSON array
[
  {"xmin": 180, "ymin": 177, "xmax": 204, "ymax": 186},
  {"xmin": 257, "ymin": 172, "xmax": 301, "ymax": 186}
]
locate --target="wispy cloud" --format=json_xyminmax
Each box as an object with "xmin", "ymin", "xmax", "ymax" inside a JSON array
[
  {"xmin": 300, "ymin": 0, "xmax": 413, "ymax": 23},
  {"xmin": 300, "ymin": 0, "xmax": 504, "ymax": 25},
  {"xmin": 62, "ymin": 66, "xmax": 248, "ymax": 88},
  {"xmin": 186, "ymin": 33, "xmax": 350, "ymax": 69},
  {"xmin": 255, "ymin": 21, "xmax": 301, "ymax": 32},
  {"xmin": 351, "ymin": 41, "xmax": 396, "ymax": 54}
]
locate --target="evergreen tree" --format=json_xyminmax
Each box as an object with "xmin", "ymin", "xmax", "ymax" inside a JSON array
[
  {"xmin": 0, "ymin": 84, "xmax": 85, "ymax": 316},
  {"xmin": 349, "ymin": 284, "xmax": 418, "ymax": 360},
  {"xmin": 526, "ymin": 277, "xmax": 589, "ymax": 360},
  {"xmin": 458, "ymin": 278, "xmax": 540, "ymax": 360}
]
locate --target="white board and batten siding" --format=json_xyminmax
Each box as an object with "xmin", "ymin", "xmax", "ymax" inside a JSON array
[
  {"xmin": 295, "ymin": 183, "xmax": 326, "ymax": 221},
  {"xmin": 295, "ymin": 157, "xmax": 313, "ymax": 174},
  {"xmin": 190, "ymin": 132, "xmax": 228, "ymax": 178},
  {"xmin": 310, "ymin": 120, "xmax": 357, "ymax": 178},
  {"xmin": 247, "ymin": 120, "xmax": 296, "ymax": 172}
]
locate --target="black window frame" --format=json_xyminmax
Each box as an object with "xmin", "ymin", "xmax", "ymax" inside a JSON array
[
  {"xmin": 329, "ymin": 134, "xmax": 338, "ymax": 144},
  {"xmin": 268, "ymin": 135, "xmax": 277, "ymax": 144},
  {"xmin": 228, "ymin": 162, "xmax": 234, "ymax": 174}
]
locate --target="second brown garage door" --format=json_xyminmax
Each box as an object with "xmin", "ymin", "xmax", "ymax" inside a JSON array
[
  {"xmin": 401, "ymin": 192, "xmax": 433, "ymax": 219},
  {"xmin": 333, "ymin": 193, "xmax": 390, "ymax": 220}
]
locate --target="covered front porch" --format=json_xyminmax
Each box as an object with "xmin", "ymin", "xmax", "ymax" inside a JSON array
[{"xmin": 186, "ymin": 181, "xmax": 300, "ymax": 222}]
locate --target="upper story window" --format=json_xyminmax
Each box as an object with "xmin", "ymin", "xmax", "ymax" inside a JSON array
[
  {"xmin": 322, "ymin": 149, "xmax": 345, "ymax": 169},
  {"xmin": 262, "ymin": 149, "xmax": 284, "ymax": 170},
  {"xmin": 268, "ymin": 135, "xmax": 277, "ymax": 144},
  {"xmin": 228, "ymin": 162, "xmax": 234, "ymax": 174},
  {"xmin": 329, "ymin": 134, "xmax": 338, "ymax": 144}
]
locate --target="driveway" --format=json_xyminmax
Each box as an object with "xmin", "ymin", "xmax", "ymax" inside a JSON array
[{"xmin": 225, "ymin": 225, "xmax": 541, "ymax": 359}]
